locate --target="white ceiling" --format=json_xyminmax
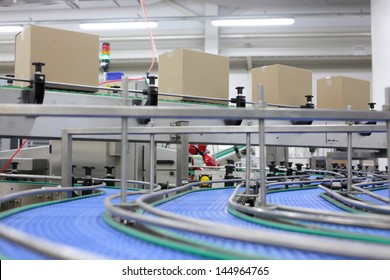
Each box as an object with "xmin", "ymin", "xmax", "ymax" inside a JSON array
[{"xmin": 0, "ymin": 0, "xmax": 372, "ymax": 72}]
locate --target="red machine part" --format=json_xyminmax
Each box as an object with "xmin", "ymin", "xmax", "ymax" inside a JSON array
[{"xmin": 189, "ymin": 144, "xmax": 218, "ymax": 167}]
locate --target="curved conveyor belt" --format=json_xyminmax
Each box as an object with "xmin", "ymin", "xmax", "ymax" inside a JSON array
[
  {"xmin": 144, "ymin": 186, "xmax": 390, "ymax": 258},
  {"xmin": 1, "ymin": 186, "xmax": 390, "ymax": 259},
  {"xmin": 264, "ymin": 187, "xmax": 390, "ymax": 235},
  {"xmin": 0, "ymin": 188, "xmax": 204, "ymax": 260},
  {"xmin": 354, "ymin": 189, "xmax": 389, "ymax": 206}
]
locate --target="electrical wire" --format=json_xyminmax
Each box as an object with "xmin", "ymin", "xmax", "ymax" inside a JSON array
[
  {"xmin": 140, "ymin": 0, "xmax": 157, "ymax": 73},
  {"xmin": 99, "ymin": 0, "xmax": 158, "ymax": 85},
  {"xmin": 1, "ymin": 139, "xmax": 29, "ymax": 174}
]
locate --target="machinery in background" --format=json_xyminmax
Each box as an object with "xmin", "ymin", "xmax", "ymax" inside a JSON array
[
  {"xmin": 0, "ymin": 70, "xmax": 388, "ymax": 210},
  {"xmin": 189, "ymin": 144, "xmax": 218, "ymax": 167},
  {"xmin": 0, "ymin": 136, "xmax": 387, "ymax": 208}
]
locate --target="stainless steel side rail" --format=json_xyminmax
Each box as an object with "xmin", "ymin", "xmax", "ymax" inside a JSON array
[
  {"xmin": 0, "ymin": 173, "xmax": 62, "ymax": 181},
  {"xmin": 1, "ymin": 104, "xmax": 390, "ymax": 121},
  {"xmin": 351, "ymin": 181, "xmax": 390, "ymax": 204},
  {"xmin": 303, "ymin": 169, "xmax": 345, "ymax": 178},
  {"xmin": 319, "ymin": 184, "xmax": 390, "ymax": 215},
  {"xmin": 0, "ymin": 224, "xmax": 106, "ymax": 260},
  {"xmin": 229, "ymin": 180, "xmax": 390, "ymax": 229},
  {"xmin": 0, "ymin": 173, "xmax": 161, "ymax": 191},
  {"xmin": 104, "ymin": 180, "xmax": 390, "ymax": 259},
  {"xmin": 351, "ymin": 170, "xmax": 386, "ymax": 180},
  {"xmin": 0, "ymin": 184, "xmax": 107, "ymax": 259},
  {"xmin": 0, "ymin": 184, "xmax": 105, "ymax": 204},
  {"xmin": 0, "ymin": 181, "xmax": 159, "ymax": 259}
]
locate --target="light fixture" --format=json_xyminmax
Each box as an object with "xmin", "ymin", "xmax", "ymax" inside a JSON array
[
  {"xmin": 80, "ymin": 22, "xmax": 158, "ymax": 30},
  {"xmin": 211, "ymin": 18, "xmax": 295, "ymax": 27},
  {"xmin": 0, "ymin": 26, "xmax": 23, "ymax": 33}
]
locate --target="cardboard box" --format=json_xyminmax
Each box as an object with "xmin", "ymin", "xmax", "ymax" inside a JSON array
[
  {"xmin": 252, "ymin": 64, "xmax": 312, "ymax": 106},
  {"xmin": 158, "ymin": 49, "xmax": 229, "ymax": 104},
  {"xmin": 317, "ymin": 76, "xmax": 370, "ymax": 110},
  {"xmin": 14, "ymin": 25, "xmax": 99, "ymax": 92}
]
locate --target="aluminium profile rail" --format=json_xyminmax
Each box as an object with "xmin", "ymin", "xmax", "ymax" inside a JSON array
[{"xmin": 104, "ymin": 180, "xmax": 390, "ymax": 259}]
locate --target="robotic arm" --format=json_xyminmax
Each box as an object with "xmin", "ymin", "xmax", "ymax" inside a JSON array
[{"xmin": 189, "ymin": 144, "xmax": 218, "ymax": 167}]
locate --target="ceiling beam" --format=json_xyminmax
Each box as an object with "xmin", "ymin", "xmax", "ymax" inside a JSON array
[
  {"xmin": 113, "ymin": 0, "xmax": 121, "ymax": 7},
  {"xmin": 0, "ymin": 9, "xmax": 370, "ymax": 26},
  {"xmin": 65, "ymin": 0, "xmax": 80, "ymax": 10},
  {"xmin": 161, "ymin": 0, "xmax": 200, "ymax": 16},
  {"xmin": 225, "ymin": 6, "xmax": 252, "ymax": 16}
]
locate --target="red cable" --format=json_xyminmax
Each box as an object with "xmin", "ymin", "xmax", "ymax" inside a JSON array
[
  {"xmin": 140, "ymin": 0, "xmax": 156, "ymax": 74},
  {"xmin": 1, "ymin": 139, "xmax": 29, "ymax": 173},
  {"xmin": 99, "ymin": 79, "xmax": 123, "ymax": 85}
]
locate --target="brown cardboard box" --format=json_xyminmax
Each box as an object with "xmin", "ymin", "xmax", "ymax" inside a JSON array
[
  {"xmin": 317, "ymin": 76, "xmax": 370, "ymax": 110},
  {"xmin": 252, "ymin": 64, "xmax": 312, "ymax": 106},
  {"xmin": 158, "ymin": 49, "xmax": 229, "ymax": 103},
  {"xmin": 14, "ymin": 25, "xmax": 99, "ymax": 92}
]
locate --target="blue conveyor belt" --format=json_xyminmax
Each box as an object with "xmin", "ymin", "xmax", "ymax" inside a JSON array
[
  {"xmin": 0, "ymin": 188, "xmax": 203, "ymax": 260},
  {"xmin": 355, "ymin": 189, "xmax": 389, "ymax": 206},
  {"xmin": 1, "ymin": 187, "xmax": 389, "ymax": 260},
  {"xmin": 153, "ymin": 188, "xmax": 351, "ymax": 260},
  {"xmin": 267, "ymin": 188, "xmax": 344, "ymax": 211},
  {"xmin": 263, "ymin": 187, "xmax": 390, "ymax": 237},
  {"xmin": 155, "ymin": 187, "xmax": 390, "ymax": 241}
]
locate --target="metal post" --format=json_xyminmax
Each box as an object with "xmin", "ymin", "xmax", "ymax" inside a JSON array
[
  {"xmin": 245, "ymin": 133, "xmax": 251, "ymax": 194},
  {"xmin": 174, "ymin": 121, "xmax": 189, "ymax": 188},
  {"xmin": 120, "ymin": 75, "xmax": 129, "ymax": 203},
  {"xmin": 347, "ymin": 131, "xmax": 353, "ymax": 191},
  {"xmin": 133, "ymin": 143, "xmax": 139, "ymax": 184},
  {"xmin": 149, "ymin": 134, "xmax": 156, "ymax": 192},
  {"xmin": 61, "ymin": 129, "xmax": 72, "ymax": 188},
  {"xmin": 256, "ymin": 83, "xmax": 267, "ymax": 207},
  {"xmin": 121, "ymin": 74, "xmax": 129, "ymax": 106},
  {"xmin": 120, "ymin": 117, "xmax": 128, "ymax": 203},
  {"xmin": 258, "ymin": 119, "xmax": 267, "ymax": 207},
  {"xmin": 347, "ymin": 105, "xmax": 353, "ymax": 192},
  {"xmin": 387, "ymin": 121, "xmax": 390, "ymax": 205},
  {"xmin": 385, "ymin": 88, "xmax": 390, "ymax": 205}
]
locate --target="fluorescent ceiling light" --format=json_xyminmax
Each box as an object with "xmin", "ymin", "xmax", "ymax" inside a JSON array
[
  {"xmin": 80, "ymin": 22, "xmax": 158, "ymax": 30},
  {"xmin": 0, "ymin": 26, "xmax": 23, "ymax": 33},
  {"xmin": 211, "ymin": 18, "xmax": 295, "ymax": 27}
]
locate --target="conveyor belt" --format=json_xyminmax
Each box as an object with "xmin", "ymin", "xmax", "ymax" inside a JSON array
[
  {"xmin": 1, "ymin": 186, "xmax": 390, "ymax": 260},
  {"xmin": 151, "ymin": 187, "xmax": 390, "ymax": 259},
  {"xmin": 264, "ymin": 187, "xmax": 390, "ymax": 237},
  {"xmin": 354, "ymin": 189, "xmax": 389, "ymax": 206},
  {"xmin": 149, "ymin": 188, "xmax": 349, "ymax": 259},
  {"xmin": 267, "ymin": 188, "xmax": 342, "ymax": 211},
  {"xmin": 155, "ymin": 187, "xmax": 390, "ymax": 241},
  {"xmin": 0, "ymin": 188, "xmax": 203, "ymax": 260}
]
